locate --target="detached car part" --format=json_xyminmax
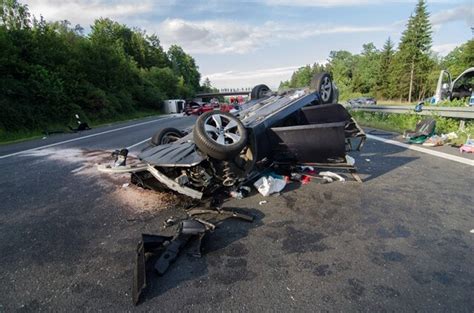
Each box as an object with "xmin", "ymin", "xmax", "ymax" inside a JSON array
[
  {"xmin": 132, "ymin": 208, "xmax": 254, "ymax": 305},
  {"xmin": 132, "ymin": 219, "xmax": 213, "ymax": 305},
  {"xmin": 132, "ymin": 234, "xmax": 173, "ymax": 305}
]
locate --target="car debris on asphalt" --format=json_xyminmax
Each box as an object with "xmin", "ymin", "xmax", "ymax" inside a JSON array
[
  {"xmin": 98, "ymin": 72, "xmax": 365, "ymax": 200},
  {"xmin": 132, "ymin": 218, "xmax": 212, "ymax": 305},
  {"xmin": 319, "ymin": 171, "xmax": 346, "ymax": 182},
  {"xmin": 97, "ymin": 72, "xmax": 368, "ymax": 305},
  {"xmin": 132, "ymin": 205, "xmax": 254, "ymax": 305},
  {"xmin": 254, "ymin": 175, "xmax": 287, "ymax": 197},
  {"xmin": 460, "ymin": 137, "xmax": 474, "ymax": 153},
  {"xmin": 404, "ymin": 118, "xmax": 436, "ymax": 144}
]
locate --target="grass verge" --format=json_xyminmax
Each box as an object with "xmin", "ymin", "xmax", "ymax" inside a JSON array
[{"xmin": 350, "ymin": 110, "xmax": 474, "ymax": 146}]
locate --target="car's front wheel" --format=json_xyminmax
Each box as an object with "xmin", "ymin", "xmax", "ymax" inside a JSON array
[{"xmin": 193, "ymin": 111, "xmax": 248, "ymax": 160}]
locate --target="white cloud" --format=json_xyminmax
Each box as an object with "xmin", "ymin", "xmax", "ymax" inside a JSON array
[
  {"xmin": 431, "ymin": 4, "xmax": 473, "ymax": 26},
  {"xmin": 155, "ymin": 18, "xmax": 390, "ymax": 54},
  {"xmin": 432, "ymin": 43, "xmax": 460, "ymax": 55},
  {"xmin": 263, "ymin": 0, "xmax": 459, "ymax": 7},
  {"xmin": 202, "ymin": 64, "xmax": 328, "ymax": 89},
  {"xmin": 24, "ymin": 0, "xmax": 155, "ymax": 26},
  {"xmin": 264, "ymin": 0, "xmax": 382, "ymax": 7},
  {"xmin": 203, "ymin": 66, "xmax": 300, "ymax": 89}
]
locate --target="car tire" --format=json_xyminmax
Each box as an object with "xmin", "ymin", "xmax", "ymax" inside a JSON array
[
  {"xmin": 251, "ymin": 84, "xmax": 270, "ymax": 100},
  {"xmin": 151, "ymin": 127, "xmax": 183, "ymax": 146},
  {"xmin": 193, "ymin": 111, "xmax": 248, "ymax": 160},
  {"xmin": 310, "ymin": 73, "xmax": 333, "ymax": 104}
]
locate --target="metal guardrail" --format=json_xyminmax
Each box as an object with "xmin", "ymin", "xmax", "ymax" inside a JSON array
[
  {"xmin": 348, "ymin": 105, "xmax": 474, "ymax": 119},
  {"xmin": 196, "ymin": 91, "xmax": 251, "ymax": 98}
]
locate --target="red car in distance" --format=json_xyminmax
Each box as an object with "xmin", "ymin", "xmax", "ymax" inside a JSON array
[
  {"xmin": 184, "ymin": 102, "xmax": 215, "ymax": 115},
  {"xmin": 184, "ymin": 101, "xmax": 235, "ymax": 115}
]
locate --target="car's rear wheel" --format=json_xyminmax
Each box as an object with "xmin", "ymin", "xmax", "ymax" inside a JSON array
[
  {"xmin": 193, "ymin": 111, "xmax": 248, "ymax": 160},
  {"xmin": 311, "ymin": 73, "xmax": 333, "ymax": 104},
  {"xmin": 151, "ymin": 127, "xmax": 183, "ymax": 146},
  {"xmin": 251, "ymin": 84, "xmax": 271, "ymax": 100}
]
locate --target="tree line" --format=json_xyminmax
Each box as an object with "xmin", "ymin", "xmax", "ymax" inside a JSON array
[
  {"xmin": 280, "ymin": 0, "xmax": 473, "ymax": 103},
  {"xmin": 0, "ymin": 0, "xmax": 203, "ymax": 134}
]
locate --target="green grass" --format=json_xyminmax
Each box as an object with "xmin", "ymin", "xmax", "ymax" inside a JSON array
[
  {"xmin": 350, "ymin": 110, "xmax": 474, "ymax": 146},
  {"xmin": 0, "ymin": 109, "xmax": 162, "ymax": 145}
]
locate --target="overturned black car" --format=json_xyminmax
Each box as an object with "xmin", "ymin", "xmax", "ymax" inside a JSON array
[{"xmin": 99, "ymin": 73, "xmax": 365, "ymax": 199}]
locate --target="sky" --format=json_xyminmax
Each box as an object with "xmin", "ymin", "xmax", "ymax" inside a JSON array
[{"xmin": 23, "ymin": 0, "xmax": 474, "ymax": 89}]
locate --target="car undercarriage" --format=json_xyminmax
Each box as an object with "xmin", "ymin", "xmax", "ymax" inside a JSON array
[{"xmin": 99, "ymin": 73, "xmax": 366, "ymax": 199}]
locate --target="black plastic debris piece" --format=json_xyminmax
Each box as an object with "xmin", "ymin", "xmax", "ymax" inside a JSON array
[
  {"xmin": 132, "ymin": 204, "xmax": 255, "ymax": 305},
  {"xmin": 132, "ymin": 219, "xmax": 214, "ymax": 306},
  {"xmin": 132, "ymin": 234, "xmax": 172, "ymax": 305},
  {"xmin": 155, "ymin": 219, "xmax": 208, "ymax": 275}
]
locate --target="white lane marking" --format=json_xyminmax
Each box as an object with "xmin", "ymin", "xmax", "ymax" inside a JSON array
[
  {"xmin": 71, "ymin": 165, "xmax": 88, "ymax": 173},
  {"xmin": 0, "ymin": 117, "xmax": 170, "ymax": 160},
  {"xmin": 127, "ymin": 137, "xmax": 151, "ymax": 150},
  {"xmin": 366, "ymin": 134, "xmax": 474, "ymax": 166}
]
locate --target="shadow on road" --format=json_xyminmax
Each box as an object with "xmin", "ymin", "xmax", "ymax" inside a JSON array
[{"xmin": 354, "ymin": 134, "xmax": 419, "ymax": 182}]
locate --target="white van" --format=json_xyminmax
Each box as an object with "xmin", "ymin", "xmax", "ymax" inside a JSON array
[
  {"xmin": 163, "ymin": 99, "xmax": 185, "ymax": 113},
  {"xmin": 432, "ymin": 67, "xmax": 474, "ymax": 104}
]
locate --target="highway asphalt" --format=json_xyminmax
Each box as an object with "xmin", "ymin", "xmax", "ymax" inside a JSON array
[{"xmin": 0, "ymin": 115, "xmax": 472, "ymax": 312}]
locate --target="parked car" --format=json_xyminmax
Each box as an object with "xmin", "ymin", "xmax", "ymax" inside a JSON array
[
  {"xmin": 100, "ymin": 73, "xmax": 364, "ymax": 199},
  {"xmin": 432, "ymin": 67, "xmax": 474, "ymax": 104},
  {"xmin": 348, "ymin": 97, "xmax": 377, "ymax": 106}
]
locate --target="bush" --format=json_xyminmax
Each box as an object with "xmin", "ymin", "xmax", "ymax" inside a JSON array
[
  {"xmin": 436, "ymin": 99, "xmax": 469, "ymax": 107},
  {"xmin": 0, "ymin": 1, "xmax": 202, "ymax": 139}
]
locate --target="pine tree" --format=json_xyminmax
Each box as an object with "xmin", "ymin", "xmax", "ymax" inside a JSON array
[
  {"xmin": 394, "ymin": 0, "xmax": 432, "ymax": 102},
  {"xmin": 376, "ymin": 38, "xmax": 394, "ymax": 98}
]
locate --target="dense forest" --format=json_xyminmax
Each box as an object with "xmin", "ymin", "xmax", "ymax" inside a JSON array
[
  {"xmin": 0, "ymin": 0, "xmax": 205, "ymax": 136},
  {"xmin": 280, "ymin": 0, "xmax": 474, "ymax": 102}
]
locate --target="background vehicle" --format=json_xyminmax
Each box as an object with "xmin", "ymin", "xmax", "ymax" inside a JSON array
[
  {"xmin": 163, "ymin": 99, "xmax": 185, "ymax": 113},
  {"xmin": 184, "ymin": 101, "xmax": 204, "ymax": 115},
  {"xmin": 347, "ymin": 97, "xmax": 377, "ymax": 106},
  {"xmin": 432, "ymin": 67, "xmax": 474, "ymax": 104},
  {"xmin": 185, "ymin": 101, "xmax": 236, "ymax": 115},
  {"xmin": 184, "ymin": 102, "xmax": 217, "ymax": 115}
]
